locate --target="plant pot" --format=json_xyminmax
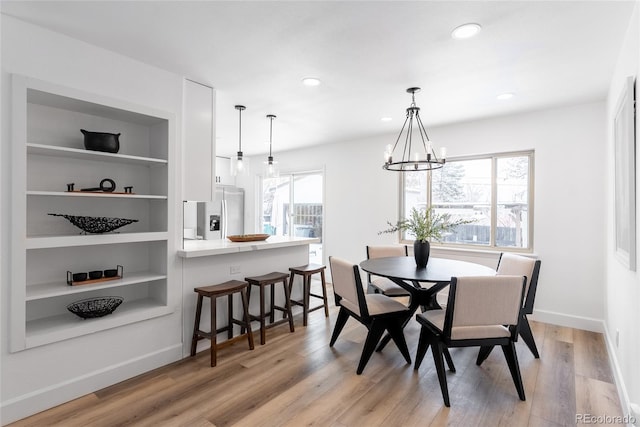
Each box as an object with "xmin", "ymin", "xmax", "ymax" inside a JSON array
[{"xmin": 414, "ymin": 240, "xmax": 430, "ymax": 268}]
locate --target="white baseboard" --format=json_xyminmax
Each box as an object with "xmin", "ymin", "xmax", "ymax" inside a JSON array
[
  {"xmin": 602, "ymin": 326, "xmax": 639, "ymax": 427},
  {"xmin": 1, "ymin": 344, "xmax": 183, "ymax": 425},
  {"xmin": 531, "ymin": 309, "xmax": 605, "ymax": 333}
]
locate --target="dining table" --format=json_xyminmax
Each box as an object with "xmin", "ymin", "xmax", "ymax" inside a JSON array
[{"xmin": 359, "ymin": 256, "xmax": 497, "ymax": 350}]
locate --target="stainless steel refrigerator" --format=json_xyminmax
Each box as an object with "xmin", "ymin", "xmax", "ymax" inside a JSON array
[{"xmin": 197, "ymin": 186, "xmax": 244, "ymax": 239}]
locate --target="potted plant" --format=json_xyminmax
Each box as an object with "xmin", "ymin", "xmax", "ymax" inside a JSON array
[{"xmin": 379, "ymin": 206, "xmax": 474, "ymax": 268}]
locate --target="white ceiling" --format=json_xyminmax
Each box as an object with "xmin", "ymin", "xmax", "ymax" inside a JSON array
[{"xmin": 1, "ymin": 1, "xmax": 635, "ymax": 157}]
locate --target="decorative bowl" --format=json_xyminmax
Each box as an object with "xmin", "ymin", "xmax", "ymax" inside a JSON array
[
  {"xmin": 104, "ymin": 269, "xmax": 118, "ymax": 278},
  {"xmin": 72, "ymin": 272, "xmax": 87, "ymax": 282},
  {"xmin": 67, "ymin": 296, "xmax": 124, "ymax": 319},
  {"xmin": 89, "ymin": 270, "xmax": 103, "ymax": 280},
  {"xmin": 48, "ymin": 213, "xmax": 138, "ymax": 234},
  {"xmin": 227, "ymin": 234, "xmax": 270, "ymax": 242},
  {"xmin": 81, "ymin": 129, "xmax": 120, "ymax": 153}
]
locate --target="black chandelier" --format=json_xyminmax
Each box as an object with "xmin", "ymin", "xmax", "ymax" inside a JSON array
[{"xmin": 383, "ymin": 87, "xmax": 446, "ymax": 171}]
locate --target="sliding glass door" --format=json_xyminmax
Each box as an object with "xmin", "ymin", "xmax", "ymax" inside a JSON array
[{"xmin": 261, "ymin": 171, "xmax": 324, "ymax": 264}]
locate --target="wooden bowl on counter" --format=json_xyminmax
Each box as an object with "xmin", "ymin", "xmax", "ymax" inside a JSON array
[{"xmin": 227, "ymin": 234, "xmax": 270, "ymax": 242}]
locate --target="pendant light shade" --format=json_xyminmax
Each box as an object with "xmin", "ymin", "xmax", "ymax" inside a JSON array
[
  {"xmin": 264, "ymin": 114, "xmax": 279, "ymax": 178},
  {"xmin": 234, "ymin": 105, "xmax": 246, "ymax": 176},
  {"xmin": 383, "ymin": 87, "xmax": 446, "ymax": 172}
]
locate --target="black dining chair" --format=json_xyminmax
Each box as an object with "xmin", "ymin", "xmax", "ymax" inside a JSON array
[
  {"xmin": 365, "ymin": 245, "xmax": 411, "ymax": 297},
  {"xmin": 328, "ymin": 256, "xmax": 412, "ymax": 374},
  {"xmin": 414, "ymin": 275, "xmax": 527, "ymax": 407},
  {"xmin": 476, "ymin": 253, "xmax": 542, "ymax": 365}
]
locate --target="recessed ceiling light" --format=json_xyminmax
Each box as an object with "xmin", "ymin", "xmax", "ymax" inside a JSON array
[
  {"xmin": 381, "ymin": 117, "xmax": 393, "ymax": 122},
  {"xmin": 497, "ymin": 93, "xmax": 514, "ymax": 100},
  {"xmin": 302, "ymin": 77, "xmax": 321, "ymax": 87},
  {"xmin": 451, "ymin": 23, "xmax": 482, "ymax": 40}
]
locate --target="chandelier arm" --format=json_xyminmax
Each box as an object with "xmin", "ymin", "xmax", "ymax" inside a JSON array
[
  {"xmin": 403, "ymin": 112, "xmax": 413, "ymax": 163},
  {"xmin": 415, "ymin": 112, "xmax": 432, "ymax": 154},
  {"xmin": 391, "ymin": 115, "xmax": 410, "ymax": 155}
]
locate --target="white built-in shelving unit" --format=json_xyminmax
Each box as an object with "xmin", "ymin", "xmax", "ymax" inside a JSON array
[{"xmin": 10, "ymin": 74, "xmax": 175, "ymax": 352}]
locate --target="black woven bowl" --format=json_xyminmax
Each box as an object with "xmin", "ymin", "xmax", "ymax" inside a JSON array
[
  {"xmin": 48, "ymin": 213, "xmax": 138, "ymax": 234},
  {"xmin": 67, "ymin": 296, "xmax": 123, "ymax": 319}
]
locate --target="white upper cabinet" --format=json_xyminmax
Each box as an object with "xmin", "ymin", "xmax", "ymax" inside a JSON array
[
  {"xmin": 183, "ymin": 79, "xmax": 215, "ymax": 201},
  {"xmin": 215, "ymin": 156, "xmax": 235, "ymax": 186}
]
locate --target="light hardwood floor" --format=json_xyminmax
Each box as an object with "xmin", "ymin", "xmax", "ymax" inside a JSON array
[{"xmin": 10, "ymin": 284, "xmax": 623, "ymax": 427}]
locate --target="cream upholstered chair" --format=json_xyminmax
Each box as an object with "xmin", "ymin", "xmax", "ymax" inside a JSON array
[
  {"xmin": 414, "ymin": 275, "xmax": 527, "ymax": 407},
  {"xmin": 329, "ymin": 256, "xmax": 412, "ymax": 374},
  {"xmin": 476, "ymin": 253, "xmax": 542, "ymax": 365},
  {"xmin": 366, "ymin": 245, "xmax": 411, "ymax": 297}
]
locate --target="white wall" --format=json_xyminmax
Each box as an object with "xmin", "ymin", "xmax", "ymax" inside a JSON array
[
  {"xmin": 605, "ymin": 2, "xmax": 640, "ymax": 418},
  {"xmin": 249, "ymin": 101, "xmax": 607, "ymax": 331},
  {"xmin": 0, "ymin": 16, "xmax": 184, "ymax": 424}
]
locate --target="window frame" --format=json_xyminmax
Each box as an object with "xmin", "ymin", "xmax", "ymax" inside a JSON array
[{"xmin": 399, "ymin": 150, "xmax": 535, "ymax": 253}]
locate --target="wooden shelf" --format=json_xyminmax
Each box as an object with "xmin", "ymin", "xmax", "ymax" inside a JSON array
[
  {"xmin": 27, "ymin": 143, "xmax": 167, "ymax": 166},
  {"xmin": 26, "ymin": 272, "xmax": 167, "ymax": 300}
]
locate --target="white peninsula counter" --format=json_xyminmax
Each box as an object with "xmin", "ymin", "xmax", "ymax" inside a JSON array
[
  {"xmin": 178, "ymin": 236, "xmax": 321, "ymax": 357},
  {"xmin": 178, "ymin": 236, "xmax": 319, "ymax": 258}
]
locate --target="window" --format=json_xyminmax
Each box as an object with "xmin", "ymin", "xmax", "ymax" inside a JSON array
[
  {"xmin": 261, "ymin": 171, "xmax": 324, "ymax": 263},
  {"xmin": 402, "ymin": 151, "xmax": 534, "ymax": 251}
]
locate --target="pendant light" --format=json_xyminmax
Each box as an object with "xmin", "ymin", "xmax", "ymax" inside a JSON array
[
  {"xmin": 383, "ymin": 87, "xmax": 446, "ymax": 171},
  {"xmin": 234, "ymin": 105, "xmax": 246, "ymax": 175},
  {"xmin": 264, "ymin": 114, "xmax": 279, "ymax": 178}
]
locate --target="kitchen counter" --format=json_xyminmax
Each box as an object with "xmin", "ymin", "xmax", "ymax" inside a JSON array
[
  {"xmin": 178, "ymin": 236, "xmax": 320, "ymax": 258},
  {"xmin": 179, "ymin": 235, "xmax": 320, "ymax": 357}
]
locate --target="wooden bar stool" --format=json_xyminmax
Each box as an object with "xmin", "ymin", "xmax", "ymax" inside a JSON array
[
  {"xmin": 288, "ymin": 263, "xmax": 329, "ymax": 326},
  {"xmin": 244, "ymin": 272, "xmax": 295, "ymax": 345},
  {"xmin": 190, "ymin": 280, "xmax": 254, "ymax": 367}
]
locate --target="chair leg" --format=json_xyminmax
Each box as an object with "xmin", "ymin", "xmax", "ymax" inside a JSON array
[
  {"xmin": 432, "ymin": 340, "xmax": 451, "ymax": 407},
  {"xmin": 476, "ymin": 345, "xmax": 494, "ymax": 366},
  {"xmin": 443, "ymin": 347, "xmax": 456, "ymax": 372},
  {"xmin": 210, "ymin": 296, "xmax": 217, "ymax": 367},
  {"xmin": 240, "ymin": 288, "xmax": 254, "ymax": 350},
  {"xmin": 501, "ymin": 342, "xmax": 526, "ymax": 401},
  {"xmin": 282, "ymin": 278, "xmax": 295, "ymax": 333},
  {"xmin": 329, "ymin": 307, "xmax": 350, "ymax": 347},
  {"xmin": 190, "ymin": 294, "xmax": 204, "ymax": 356},
  {"xmin": 259, "ymin": 285, "xmax": 266, "ymax": 345},
  {"xmin": 414, "ymin": 326, "xmax": 431, "ymax": 370},
  {"xmin": 269, "ymin": 283, "xmax": 275, "ymax": 323},
  {"xmin": 386, "ymin": 318, "xmax": 411, "ymax": 365},
  {"xmin": 357, "ymin": 320, "xmax": 387, "ymax": 375},
  {"xmin": 303, "ymin": 274, "xmax": 310, "ymax": 326},
  {"xmin": 227, "ymin": 293, "xmax": 233, "ymax": 339},
  {"xmin": 320, "ymin": 269, "xmax": 329, "ymax": 318},
  {"xmin": 519, "ymin": 315, "xmax": 540, "ymax": 358},
  {"xmin": 285, "ymin": 271, "xmax": 295, "ymax": 319}
]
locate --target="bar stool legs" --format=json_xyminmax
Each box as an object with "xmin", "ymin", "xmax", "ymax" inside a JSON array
[
  {"xmin": 190, "ymin": 280, "xmax": 254, "ymax": 367},
  {"xmin": 245, "ymin": 272, "xmax": 295, "ymax": 345},
  {"xmin": 288, "ymin": 264, "xmax": 329, "ymax": 326}
]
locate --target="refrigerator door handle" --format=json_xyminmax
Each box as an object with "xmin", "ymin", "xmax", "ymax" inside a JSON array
[{"xmin": 221, "ymin": 199, "xmax": 228, "ymax": 238}]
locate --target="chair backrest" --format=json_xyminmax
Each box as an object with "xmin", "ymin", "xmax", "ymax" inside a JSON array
[
  {"xmin": 497, "ymin": 253, "xmax": 541, "ymax": 314},
  {"xmin": 366, "ymin": 245, "xmax": 408, "ymax": 283},
  {"xmin": 443, "ymin": 275, "xmax": 526, "ymax": 340},
  {"xmin": 366, "ymin": 245, "xmax": 408, "ymax": 259},
  {"xmin": 329, "ymin": 256, "xmax": 368, "ymax": 318}
]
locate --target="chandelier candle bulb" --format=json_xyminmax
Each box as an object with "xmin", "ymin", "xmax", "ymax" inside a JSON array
[{"xmin": 440, "ymin": 147, "xmax": 447, "ymax": 159}]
